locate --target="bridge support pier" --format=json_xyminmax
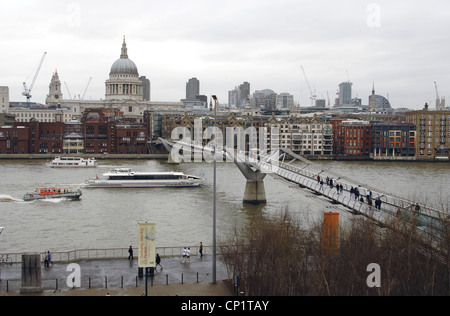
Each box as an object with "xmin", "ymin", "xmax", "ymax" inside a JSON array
[
  {"xmin": 234, "ymin": 157, "xmax": 267, "ymax": 205},
  {"xmin": 243, "ymin": 180, "xmax": 267, "ymax": 205}
]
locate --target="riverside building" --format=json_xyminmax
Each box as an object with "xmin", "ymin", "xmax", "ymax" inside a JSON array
[
  {"xmin": 405, "ymin": 104, "xmax": 450, "ymax": 160},
  {"xmin": 371, "ymin": 122, "xmax": 416, "ymax": 159}
]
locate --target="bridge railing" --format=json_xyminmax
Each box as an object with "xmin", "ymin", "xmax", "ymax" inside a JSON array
[{"xmin": 243, "ymin": 151, "xmax": 448, "ymax": 241}]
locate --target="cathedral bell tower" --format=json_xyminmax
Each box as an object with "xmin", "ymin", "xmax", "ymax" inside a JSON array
[{"xmin": 46, "ymin": 70, "xmax": 63, "ymax": 106}]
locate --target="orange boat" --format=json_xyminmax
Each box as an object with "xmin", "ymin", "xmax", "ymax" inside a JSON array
[{"xmin": 24, "ymin": 188, "xmax": 82, "ymax": 201}]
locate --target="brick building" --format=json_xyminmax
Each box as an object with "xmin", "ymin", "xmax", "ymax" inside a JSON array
[
  {"xmin": 332, "ymin": 120, "xmax": 372, "ymax": 158},
  {"xmin": 36, "ymin": 121, "xmax": 65, "ymax": 154},
  {"xmin": 0, "ymin": 109, "xmax": 148, "ymax": 155},
  {"xmin": 115, "ymin": 124, "xmax": 148, "ymax": 154},
  {"xmin": 0, "ymin": 126, "xmax": 29, "ymax": 154}
]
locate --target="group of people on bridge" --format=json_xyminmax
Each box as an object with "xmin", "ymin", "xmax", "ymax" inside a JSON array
[{"xmin": 316, "ymin": 175, "xmax": 382, "ymax": 211}]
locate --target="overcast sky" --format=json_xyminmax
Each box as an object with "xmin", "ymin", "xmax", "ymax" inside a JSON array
[{"xmin": 1, "ymin": 0, "xmax": 449, "ymax": 109}]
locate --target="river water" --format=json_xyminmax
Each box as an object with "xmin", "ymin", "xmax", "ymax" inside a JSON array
[{"xmin": 0, "ymin": 159, "xmax": 449, "ymax": 254}]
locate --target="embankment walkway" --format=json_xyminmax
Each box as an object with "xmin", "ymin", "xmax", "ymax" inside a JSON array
[{"xmin": 0, "ymin": 247, "xmax": 230, "ymax": 296}]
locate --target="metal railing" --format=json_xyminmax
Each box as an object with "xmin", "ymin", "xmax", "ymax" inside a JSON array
[
  {"xmin": 1, "ymin": 271, "xmax": 221, "ymax": 293},
  {"xmin": 0, "ymin": 246, "xmax": 214, "ymax": 264}
]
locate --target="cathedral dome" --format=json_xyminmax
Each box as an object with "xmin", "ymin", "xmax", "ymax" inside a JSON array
[
  {"xmin": 110, "ymin": 58, "xmax": 138, "ymax": 75},
  {"xmin": 109, "ymin": 37, "xmax": 139, "ymax": 76}
]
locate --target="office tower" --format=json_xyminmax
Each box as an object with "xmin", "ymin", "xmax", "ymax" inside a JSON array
[
  {"xmin": 276, "ymin": 93, "xmax": 295, "ymax": 110},
  {"xmin": 186, "ymin": 78, "xmax": 200, "ymax": 101},
  {"xmin": 339, "ymin": 81, "xmax": 353, "ymax": 106},
  {"xmin": 139, "ymin": 76, "xmax": 151, "ymax": 101}
]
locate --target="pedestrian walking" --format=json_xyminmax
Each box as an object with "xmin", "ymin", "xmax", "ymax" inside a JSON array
[
  {"xmin": 187, "ymin": 247, "xmax": 191, "ymax": 261},
  {"xmin": 43, "ymin": 252, "xmax": 49, "ymax": 267},
  {"xmin": 47, "ymin": 251, "xmax": 53, "ymax": 266},
  {"xmin": 128, "ymin": 246, "xmax": 134, "ymax": 260},
  {"xmin": 182, "ymin": 247, "xmax": 187, "ymax": 263},
  {"xmin": 199, "ymin": 242, "xmax": 204, "ymax": 258},
  {"xmin": 375, "ymin": 197, "xmax": 382, "ymax": 210},
  {"xmin": 414, "ymin": 203, "xmax": 421, "ymax": 212},
  {"xmin": 320, "ymin": 180, "xmax": 324, "ymax": 191},
  {"xmin": 156, "ymin": 254, "xmax": 163, "ymax": 271}
]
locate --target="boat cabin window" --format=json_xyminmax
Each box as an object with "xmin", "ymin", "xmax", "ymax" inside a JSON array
[{"xmin": 108, "ymin": 174, "xmax": 183, "ymax": 181}]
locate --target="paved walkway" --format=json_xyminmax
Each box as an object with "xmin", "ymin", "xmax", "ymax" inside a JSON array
[{"xmin": 0, "ymin": 254, "xmax": 232, "ymax": 296}]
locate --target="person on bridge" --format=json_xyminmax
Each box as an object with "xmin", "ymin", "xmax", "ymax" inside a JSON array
[
  {"xmin": 414, "ymin": 203, "xmax": 421, "ymax": 212},
  {"xmin": 375, "ymin": 197, "xmax": 382, "ymax": 210}
]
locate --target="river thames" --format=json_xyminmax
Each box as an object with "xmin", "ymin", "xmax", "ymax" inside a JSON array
[{"xmin": 0, "ymin": 159, "xmax": 449, "ymax": 254}]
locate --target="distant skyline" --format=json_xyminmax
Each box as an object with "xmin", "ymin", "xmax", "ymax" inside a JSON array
[{"xmin": 1, "ymin": 0, "xmax": 450, "ymax": 109}]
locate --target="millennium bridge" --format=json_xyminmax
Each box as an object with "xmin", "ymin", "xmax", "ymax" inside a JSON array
[{"xmin": 160, "ymin": 137, "xmax": 449, "ymax": 247}]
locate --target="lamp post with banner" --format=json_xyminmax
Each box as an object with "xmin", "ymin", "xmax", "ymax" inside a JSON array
[{"xmin": 138, "ymin": 222, "xmax": 156, "ymax": 296}]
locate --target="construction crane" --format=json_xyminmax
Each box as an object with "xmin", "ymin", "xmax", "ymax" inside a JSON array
[
  {"xmin": 22, "ymin": 52, "xmax": 47, "ymax": 106},
  {"xmin": 64, "ymin": 82, "xmax": 73, "ymax": 100},
  {"xmin": 300, "ymin": 66, "xmax": 317, "ymax": 107},
  {"xmin": 82, "ymin": 77, "xmax": 92, "ymax": 100},
  {"xmin": 434, "ymin": 81, "xmax": 445, "ymax": 110}
]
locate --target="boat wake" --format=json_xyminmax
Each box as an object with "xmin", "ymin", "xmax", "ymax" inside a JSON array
[
  {"xmin": 0, "ymin": 195, "xmax": 24, "ymax": 203},
  {"xmin": 40, "ymin": 197, "xmax": 77, "ymax": 204}
]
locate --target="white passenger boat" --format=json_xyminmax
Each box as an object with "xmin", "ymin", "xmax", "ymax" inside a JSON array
[
  {"xmin": 84, "ymin": 168, "xmax": 205, "ymax": 188},
  {"xmin": 48, "ymin": 157, "xmax": 97, "ymax": 168}
]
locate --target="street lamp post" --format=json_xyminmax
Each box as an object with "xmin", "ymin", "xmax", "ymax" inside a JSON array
[
  {"xmin": 211, "ymin": 95, "xmax": 218, "ymax": 285},
  {"xmin": 0, "ymin": 227, "xmax": 3, "ymax": 280}
]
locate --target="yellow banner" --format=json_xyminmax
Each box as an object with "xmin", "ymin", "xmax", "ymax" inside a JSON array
[{"xmin": 138, "ymin": 222, "xmax": 156, "ymax": 268}]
